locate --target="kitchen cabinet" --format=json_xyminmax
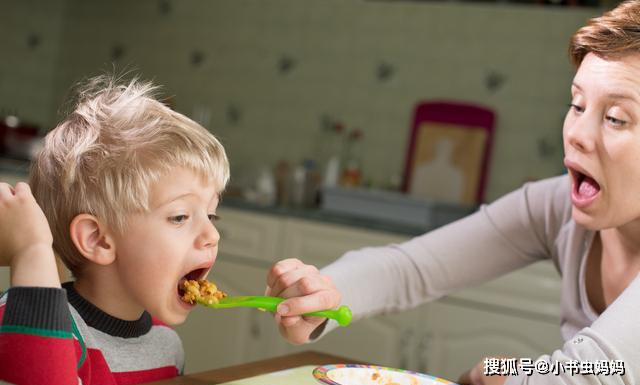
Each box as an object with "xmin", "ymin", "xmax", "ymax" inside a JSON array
[
  {"xmin": 268, "ymin": 217, "xmax": 412, "ymax": 368},
  {"xmin": 420, "ymin": 301, "xmax": 563, "ymax": 382},
  {"xmin": 175, "ymin": 207, "xmax": 564, "ymax": 379},
  {"xmin": 279, "ymin": 217, "xmax": 408, "ymax": 265},
  {"xmin": 175, "ymin": 258, "xmax": 276, "ymax": 374},
  {"xmin": 214, "ymin": 208, "xmax": 282, "ymax": 264},
  {"xmin": 0, "ymin": 192, "xmax": 564, "ymax": 379},
  {"xmin": 176, "ymin": 209, "xmax": 284, "ymax": 373},
  {"xmin": 176, "ymin": 207, "xmax": 413, "ymax": 373}
]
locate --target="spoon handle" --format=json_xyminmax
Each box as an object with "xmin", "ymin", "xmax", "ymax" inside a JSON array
[{"xmin": 197, "ymin": 296, "xmax": 352, "ymax": 327}]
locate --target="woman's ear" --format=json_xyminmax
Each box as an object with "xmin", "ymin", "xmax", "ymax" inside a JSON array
[{"xmin": 70, "ymin": 214, "xmax": 116, "ymax": 266}]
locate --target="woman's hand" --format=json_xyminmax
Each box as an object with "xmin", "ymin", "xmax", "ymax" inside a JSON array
[
  {"xmin": 0, "ymin": 182, "xmax": 59, "ymax": 287},
  {"xmin": 266, "ymin": 258, "xmax": 341, "ymax": 345},
  {"xmin": 458, "ymin": 357, "xmax": 510, "ymax": 385}
]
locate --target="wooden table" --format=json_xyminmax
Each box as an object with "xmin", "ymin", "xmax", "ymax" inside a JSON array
[{"xmin": 145, "ymin": 351, "xmax": 365, "ymax": 385}]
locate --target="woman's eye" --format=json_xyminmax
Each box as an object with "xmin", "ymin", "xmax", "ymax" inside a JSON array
[
  {"xmin": 208, "ymin": 214, "xmax": 220, "ymax": 223},
  {"xmin": 606, "ymin": 115, "xmax": 626, "ymax": 127},
  {"xmin": 169, "ymin": 215, "xmax": 189, "ymax": 224},
  {"xmin": 568, "ymin": 103, "xmax": 584, "ymax": 113}
]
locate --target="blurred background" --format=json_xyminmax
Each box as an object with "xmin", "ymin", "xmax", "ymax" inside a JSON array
[
  {"xmin": 0, "ymin": 0, "xmax": 623, "ymax": 376},
  {"xmin": 0, "ymin": 0, "xmax": 611, "ymax": 206}
]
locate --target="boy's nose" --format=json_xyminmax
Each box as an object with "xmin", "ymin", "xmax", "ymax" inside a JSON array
[{"xmin": 196, "ymin": 220, "xmax": 220, "ymax": 249}]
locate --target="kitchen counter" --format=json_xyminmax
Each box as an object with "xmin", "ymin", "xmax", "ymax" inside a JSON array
[
  {"xmin": 0, "ymin": 157, "xmax": 30, "ymax": 172},
  {"xmin": 0, "ymin": 157, "xmax": 458, "ymax": 236},
  {"xmin": 220, "ymin": 197, "xmax": 429, "ymax": 236}
]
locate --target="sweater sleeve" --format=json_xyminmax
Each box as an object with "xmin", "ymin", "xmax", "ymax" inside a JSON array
[
  {"xmin": 318, "ymin": 175, "xmax": 570, "ymax": 335},
  {"xmin": 504, "ymin": 274, "xmax": 639, "ymax": 385},
  {"xmin": 0, "ymin": 287, "xmax": 79, "ymax": 385}
]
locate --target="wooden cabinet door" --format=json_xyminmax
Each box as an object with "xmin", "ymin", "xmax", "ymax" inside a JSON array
[
  {"xmin": 268, "ymin": 217, "xmax": 413, "ymax": 367},
  {"xmin": 447, "ymin": 260, "xmax": 562, "ymax": 321},
  {"xmin": 420, "ymin": 301, "xmax": 564, "ymax": 382},
  {"xmin": 271, "ymin": 314, "xmax": 407, "ymax": 369},
  {"xmin": 280, "ymin": 217, "xmax": 408, "ymax": 266},
  {"xmin": 175, "ymin": 257, "xmax": 274, "ymax": 374},
  {"xmin": 216, "ymin": 208, "xmax": 283, "ymax": 263}
]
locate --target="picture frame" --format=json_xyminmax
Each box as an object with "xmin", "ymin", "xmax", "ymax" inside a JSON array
[{"xmin": 401, "ymin": 101, "xmax": 495, "ymax": 205}]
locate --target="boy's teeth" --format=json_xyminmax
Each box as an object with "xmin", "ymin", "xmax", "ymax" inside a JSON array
[{"xmin": 177, "ymin": 278, "xmax": 187, "ymax": 295}]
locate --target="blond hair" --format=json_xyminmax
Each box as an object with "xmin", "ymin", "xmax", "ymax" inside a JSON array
[
  {"xmin": 569, "ymin": 0, "xmax": 640, "ymax": 67},
  {"xmin": 30, "ymin": 74, "xmax": 229, "ymax": 275}
]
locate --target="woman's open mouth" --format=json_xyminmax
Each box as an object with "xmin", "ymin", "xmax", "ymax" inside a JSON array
[{"xmin": 570, "ymin": 168, "xmax": 601, "ymax": 209}]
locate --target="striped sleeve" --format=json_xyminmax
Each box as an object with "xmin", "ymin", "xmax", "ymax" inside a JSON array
[{"xmin": 0, "ymin": 287, "xmax": 79, "ymax": 385}]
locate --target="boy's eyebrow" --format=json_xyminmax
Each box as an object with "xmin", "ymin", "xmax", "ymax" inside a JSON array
[
  {"xmin": 162, "ymin": 192, "xmax": 195, "ymax": 205},
  {"xmin": 156, "ymin": 192, "xmax": 220, "ymax": 208}
]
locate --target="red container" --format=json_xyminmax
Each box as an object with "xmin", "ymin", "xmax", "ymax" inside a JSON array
[{"xmin": 0, "ymin": 118, "xmax": 40, "ymax": 160}]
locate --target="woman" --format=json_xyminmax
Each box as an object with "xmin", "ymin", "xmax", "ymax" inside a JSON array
[{"xmin": 267, "ymin": 1, "xmax": 640, "ymax": 384}]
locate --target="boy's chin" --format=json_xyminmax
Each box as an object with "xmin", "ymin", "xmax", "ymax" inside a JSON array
[
  {"xmin": 171, "ymin": 314, "xmax": 189, "ymax": 325},
  {"xmin": 166, "ymin": 311, "xmax": 190, "ymax": 325},
  {"xmin": 149, "ymin": 308, "xmax": 189, "ymax": 326}
]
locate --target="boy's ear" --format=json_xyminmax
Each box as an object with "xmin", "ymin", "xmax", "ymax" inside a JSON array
[{"xmin": 70, "ymin": 214, "xmax": 116, "ymax": 266}]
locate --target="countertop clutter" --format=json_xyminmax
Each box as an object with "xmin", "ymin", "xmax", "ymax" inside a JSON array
[
  {"xmin": 0, "ymin": 157, "xmax": 469, "ymax": 236},
  {"xmin": 0, "ymin": 117, "xmax": 43, "ymax": 163},
  {"xmin": 0, "ymin": 157, "xmax": 30, "ymax": 175},
  {"xmin": 221, "ymin": 195, "xmax": 471, "ymax": 237},
  {"xmin": 0, "ymin": 155, "xmax": 474, "ymax": 236},
  {"xmin": 0, "ymin": 159, "xmax": 31, "ymax": 187}
]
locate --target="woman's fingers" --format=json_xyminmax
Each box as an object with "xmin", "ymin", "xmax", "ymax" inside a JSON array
[
  {"xmin": 269, "ymin": 264, "xmax": 319, "ymax": 297},
  {"xmin": 279, "ymin": 314, "xmax": 301, "ymax": 327},
  {"xmin": 265, "ymin": 258, "xmax": 340, "ymax": 344},
  {"xmin": 266, "ymin": 258, "xmax": 305, "ymax": 289},
  {"xmin": 277, "ymin": 286, "xmax": 340, "ymax": 316}
]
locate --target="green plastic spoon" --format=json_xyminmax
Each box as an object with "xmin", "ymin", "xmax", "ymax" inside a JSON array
[{"xmin": 197, "ymin": 296, "xmax": 353, "ymax": 327}]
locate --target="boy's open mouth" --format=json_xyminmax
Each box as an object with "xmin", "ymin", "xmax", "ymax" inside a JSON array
[{"xmin": 177, "ymin": 268, "xmax": 207, "ymax": 297}]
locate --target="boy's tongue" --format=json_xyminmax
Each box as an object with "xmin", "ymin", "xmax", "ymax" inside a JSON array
[{"xmin": 578, "ymin": 175, "xmax": 600, "ymax": 197}]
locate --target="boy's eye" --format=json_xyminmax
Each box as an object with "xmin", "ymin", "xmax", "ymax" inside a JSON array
[
  {"xmin": 208, "ymin": 214, "xmax": 220, "ymax": 223},
  {"xmin": 169, "ymin": 215, "xmax": 189, "ymax": 224}
]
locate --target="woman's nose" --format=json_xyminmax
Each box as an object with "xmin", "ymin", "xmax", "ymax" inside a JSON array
[
  {"xmin": 196, "ymin": 220, "xmax": 220, "ymax": 249},
  {"xmin": 564, "ymin": 116, "xmax": 597, "ymax": 153}
]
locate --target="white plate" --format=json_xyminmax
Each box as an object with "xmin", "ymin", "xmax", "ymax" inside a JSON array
[{"xmin": 313, "ymin": 364, "xmax": 457, "ymax": 385}]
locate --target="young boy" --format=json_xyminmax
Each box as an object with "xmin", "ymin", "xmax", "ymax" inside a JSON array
[{"xmin": 0, "ymin": 75, "xmax": 341, "ymax": 385}]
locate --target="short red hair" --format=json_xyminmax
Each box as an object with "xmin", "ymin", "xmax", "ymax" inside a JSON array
[{"xmin": 570, "ymin": 0, "xmax": 640, "ymax": 67}]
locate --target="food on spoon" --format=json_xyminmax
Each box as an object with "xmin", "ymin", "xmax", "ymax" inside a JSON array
[{"xmin": 180, "ymin": 279, "xmax": 227, "ymax": 305}]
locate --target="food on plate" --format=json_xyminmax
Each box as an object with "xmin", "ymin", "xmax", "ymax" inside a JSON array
[{"xmin": 180, "ymin": 279, "xmax": 227, "ymax": 305}]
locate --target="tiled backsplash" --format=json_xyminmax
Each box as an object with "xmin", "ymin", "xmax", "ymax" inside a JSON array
[{"xmin": 1, "ymin": 0, "xmax": 599, "ymax": 201}]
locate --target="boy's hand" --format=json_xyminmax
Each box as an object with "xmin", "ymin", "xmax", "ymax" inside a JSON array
[
  {"xmin": 0, "ymin": 182, "xmax": 59, "ymax": 287},
  {"xmin": 266, "ymin": 258, "xmax": 341, "ymax": 345}
]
